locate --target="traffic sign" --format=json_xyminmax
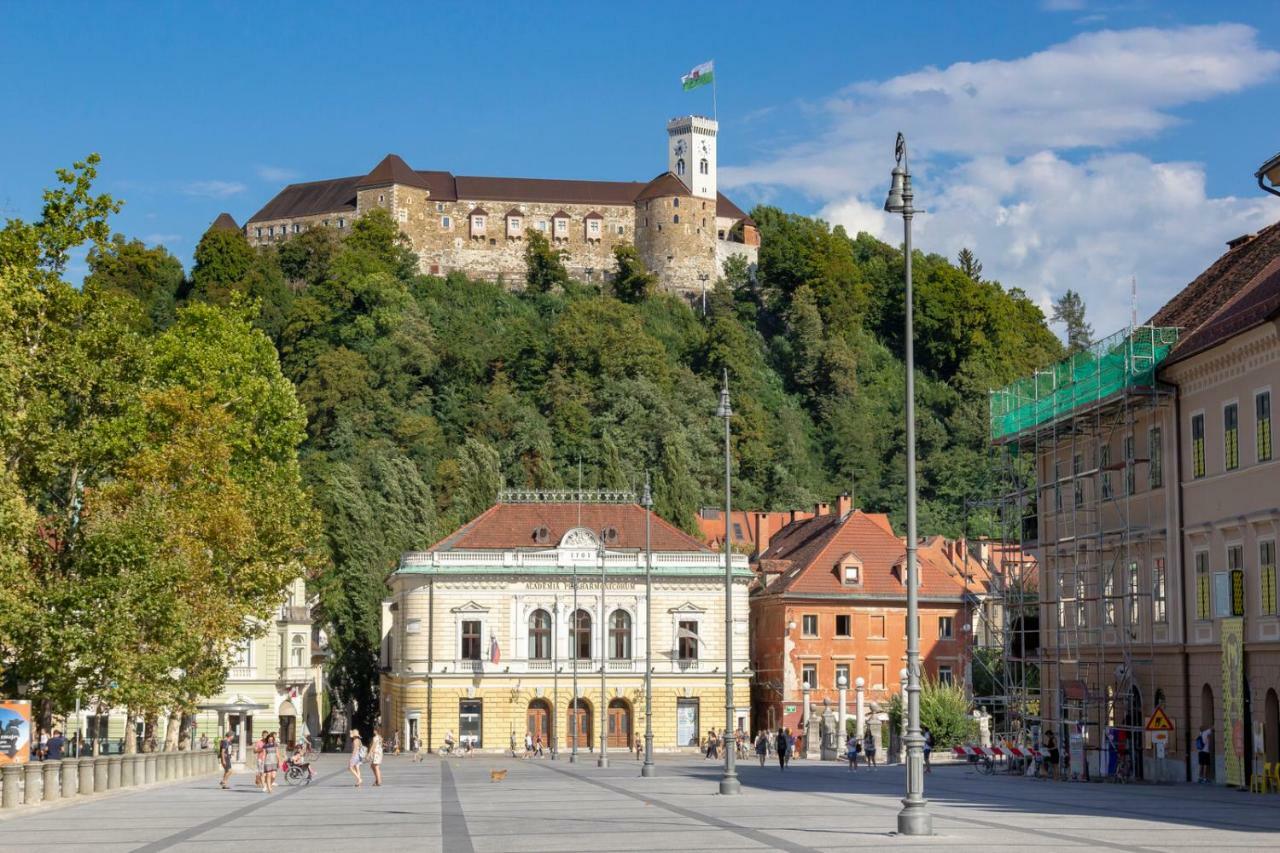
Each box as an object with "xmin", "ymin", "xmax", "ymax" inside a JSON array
[{"xmin": 1145, "ymin": 707, "xmax": 1174, "ymax": 732}]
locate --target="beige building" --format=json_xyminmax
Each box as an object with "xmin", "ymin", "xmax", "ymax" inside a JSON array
[
  {"xmin": 379, "ymin": 493, "xmax": 752, "ymax": 755},
  {"xmin": 243, "ymin": 115, "xmax": 758, "ymax": 297}
]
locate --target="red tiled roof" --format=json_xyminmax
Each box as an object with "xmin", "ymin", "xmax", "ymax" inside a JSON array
[
  {"xmin": 427, "ymin": 502, "xmax": 711, "ymax": 553},
  {"xmin": 210, "ymin": 212, "xmax": 240, "ymax": 232},
  {"xmin": 757, "ymin": 511, "xmax": 968, "ymax": 599},
  {"xmin": 1164, "ymin": 254, "xmax": 1280, "ymax": 365},
  {"xmin": 634, "ymin": 172, "xmax": 691, "ymax": 202},
  {"xmin": 360, "ymin": 154, "xmax": 433, "ymax": 191},
  {"xmin": 455, "ymin": 176, "xmax": 645, "ymax": 206}
]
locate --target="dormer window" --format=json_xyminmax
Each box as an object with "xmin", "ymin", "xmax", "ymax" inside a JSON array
[
  {"xmin": 506, "ymin": 213, "xmax": 523, "ymax": 238},
  {"xmin": 553, "ymin": 216, "xmax": 569, "ymax": 239},
  {"xmin": 838, "ymin": 553, "xmax": 863, "ymax": 586},
  {"xmin": 470, "ymin": 209, "xmax": 488, "ymax": 238}
]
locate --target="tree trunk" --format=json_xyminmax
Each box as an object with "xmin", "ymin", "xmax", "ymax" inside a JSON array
[
  {"xmin": 123, "ymin": 709, "xmax": 136, "ymax": 754},
  {"xmin": 163, "ymin": 709, "xmax": 180, "ymax": 751}
]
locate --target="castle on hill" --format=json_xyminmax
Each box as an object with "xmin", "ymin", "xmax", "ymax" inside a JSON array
[{"xmin": 240, "ymin": 115, "xmax": 759, "ymax": 295}]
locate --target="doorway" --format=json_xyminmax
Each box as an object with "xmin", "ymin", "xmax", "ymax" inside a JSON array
[
  {"xmin": 567, "ymin": 699, "xmax": 592, "ymax": 749},
  {"xmin": 1200, "ymin": 683, "xmax": 1215, "ymax": 781},
  {"xmin": 607, "ymin": 699, "xmax": 631, "ymax": 749},
  {"xmin": 527, "ymin": 699, "xmax": 552, "ymax": 749},
  {"xmin": 1265, "ymin": 689, "xmax": 1279, "ymax": 765}
]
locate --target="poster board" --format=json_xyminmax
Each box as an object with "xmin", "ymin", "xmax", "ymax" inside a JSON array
[
  {"xmin": 1221, "ymin": 616, "xmax": 1245, "ymax": 787},
  {"xmin": 0, "ymin": 700, "xmax": 32, "ymax": 765}
]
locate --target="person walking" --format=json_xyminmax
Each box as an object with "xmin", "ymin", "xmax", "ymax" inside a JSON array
[
  {"xmin": 863, "ymin": 730, "xmax": 877, "ymax": 769},
  {"xmin": 261, "ymin": 733, "xmax": 279, "ymax": 793},
  {"xmin": 786, "ymin": 728, "xmax": 796, "ymax": 763},
  {"xmin": 253, "ymin": 730, "xmax": 267, "ymax": 789},
  {"xmin": 199, "ymin": 733, "xmax": 209, "ymax": 751},
  {"xmin": 775, "ymin": 727, "xmax": 789, "ymax": 771},
  {"xmin": 370, "ymin": 728, "xmax": 384, "ymax": 787},
  {"xmin": 524, "ymin": 731, "xmax": 534, "ymax": 759},
  {"xmin": 46, "ymin": 729, "xmax": 66, "ymax": 761},
  {"xmin": 349, "ymin": 731, "xmax": 364, "ymax": 787},
  {"xmin": 922, "ymin": 726, "xmax": 934, "ymax": 774},
  {"xmin": 1196, "ymin": 726, "xmax": 1213, "ymax": 783},
  {"xmin": 219, "ymin": 732, "xmax": 235, "ymax": 789},
  {"xmin": 755, "ymin": 731, "xmax": 769, "ymax": 767},
  {"xmin": 846, "ymin": 733, "xmax": 860, "ymax": 771}
]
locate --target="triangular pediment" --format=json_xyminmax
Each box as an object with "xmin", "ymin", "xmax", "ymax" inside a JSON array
[
  {"xmin": 668, "ymin": 601, "xmax": 706, "ymax": 614},
  {"xmin": 450, "ymin": 601, "xmax": 489, "ymax": 613}
]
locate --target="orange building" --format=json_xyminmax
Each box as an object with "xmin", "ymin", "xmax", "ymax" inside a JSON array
[{"xmin": 749, "ymin": 496, "xmax": 974, "ymax": 734}]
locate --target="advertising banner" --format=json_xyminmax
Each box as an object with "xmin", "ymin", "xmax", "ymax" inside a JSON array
[
  {"xmin": 0, "ymin": 700, "xmax": 32, "ymax": 765},
  {"xmin": 1221, "ymin": 616, "xmax": 1245, "ymax": 787}
]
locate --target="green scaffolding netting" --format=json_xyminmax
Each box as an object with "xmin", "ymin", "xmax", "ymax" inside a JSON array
[{"xmin": 990, "ymin": 326, "xmax": 1180, "ymax": 442}]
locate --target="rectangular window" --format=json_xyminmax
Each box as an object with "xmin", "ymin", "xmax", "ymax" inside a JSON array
[
  {"xmin": 536, "ymin": 220, "xmax": 547, "ymax": 231},
  {"xmin": 869, "ymin": 614, "xmax": 885, "ymax": 638},
  {"xmin": 871, "ymin": 662, "xmax": 886, "ymax": 690},
  {"xmin": 938, "ymin": 616, "xmax": 953, "ymax": 639},
  {"xmin": 1261, "ymin": 540, "xmax": 1277, "ymax": 616},
  {"xmin": 1073, "ymin": 454, "xmax": 1084, "ymax": 507},
  {"xmin": 338, "ymin": 218, "xmax": 345, "ymax": 229},
  {"xmin": 1153, "ymin": 557, "xmax": 1167, "ymax": 624},
  {"xmin": 1127, "ymin": 561, "xmax": 1140, "ymax": 628},
  {"xmin": 396, "ymin": 209, "xmax": 407, "ymax": 223},
  {"xmin": 802, "ymin": 614, "xmax": 818, "ymax": 637},
  {"xmin": 1149, "ymin": 427, "xmax": 1162, "ymax": 488},
  {"xmin": 461, "ymin": 620, "xmax": 481, "ymax": 660},
  {"xmin": 588, "ymin": 219, "xmax": 600, "ymax": 236},
  {"xmin": 1258, "ymin": 392, "xmax": 1273, "ymax": 462},
  {"xmin": 1192, "ymin": 414, "xmax": 1205, "ymax": 478},
  {"xmin": 1104, "ymin": 563, "xmax": 1116, "ymax": 625},
  {"xmin": 1075, "ymin": 572, "xmax": 1087, "ymax": 628},
  {"xmin": 617, "ymin": 225, "xmax": 625, "ymax": 235},
  {"xmin": 835, "ymin": 663, "xmax": 850, "ymax": 687},
  {"xmin": 459, "ymin": 700, "xmax": 482, "ymax": 747},
  {"xmin": 835, "ymin": 614, "xmax": 851, "ymax": 637},
  {"xmin": 802, "ymin": 663, "xmax": 817, "ymax": 689},
  {"xmin": 441, "ymin": 216, "xmax": 451, "ymax": 229},
  {"xmin": 677, "ymin": 619, "xmax": 698, "ymax": 660},
  {"xmin": 1196, "ymin": 551, "xmax": 1211, "ymax": 620},
  {"xmin": 1123, "ymin": 435, "xmax": 1135, "ymax": 496},
  {"xmin": 436, "ymin": 202, "xmax": 444, "ymax": 212},
  {"xmin": 938, "ymin": 665, "xmax": 954, "ymax": 686},
  {"xmin": 1100, "ymin": 444, "xmax": 1112, "ymax": 500},
  {"xmin": 1054, "ymin": 460, "xmax": 1062, "ymax": 512},
  {"xmin": 255, "ymin": 227, "xmax": 262, "ymax": 238},
  {"xmin": 1225, "ymin": 403, "xmax": 1239, "ymax": 470}
]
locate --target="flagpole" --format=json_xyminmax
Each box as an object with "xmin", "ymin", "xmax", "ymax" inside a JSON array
[{"xmin": 712, "ymin": 65, "xmax": 718, "ymax": 123}]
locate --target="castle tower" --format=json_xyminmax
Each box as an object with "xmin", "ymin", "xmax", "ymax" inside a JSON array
[{"xmin": 667, "ymin": 116, "xmax": 717, "ymax": 201}]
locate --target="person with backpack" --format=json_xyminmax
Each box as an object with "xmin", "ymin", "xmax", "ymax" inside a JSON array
[
  {"xmin": 755, "ymin": 730, "xmax": 769, "ymax": 767},
  {"xmin": 846, "ymin": 733, "xmax": 860, "ymax": 771},
  {"xmin": 219, "ymin": 732, "xmax": 235, "ymax": 789},
  {"xmin": 349, "ymin": 730, "xmax": 364, "ymax": 787},
  {"xmin": 775, "ymin": 727, "xmax": 790, "ymax": 771},
  {"xmin": 1196, "ymin": 726, "xmax": 1213, "ymax": 783}
]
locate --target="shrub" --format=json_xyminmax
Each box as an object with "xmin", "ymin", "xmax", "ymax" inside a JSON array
[{"xmin": 886, "ymin": 677, "xmax": 977, "ymax": 748}]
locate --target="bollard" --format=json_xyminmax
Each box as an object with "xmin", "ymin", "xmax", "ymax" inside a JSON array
[
  {"xmin": 183, "ymin": 750, "xmax": 193, "ymax": 777},
  {"xmin": 144, "ymin": 753, "xmax": 157, "ymax": 784},
  {"xmin": 93, "ymin": 756, "xmax": 109, "ymax": 793},
  {"xmin": 1, "ymin": 764, "xmax": 21, "ymax": 808},
  {"xmin": 162, "ymin": 752, "xmax": 173, "ymax": 780},
  {"xmin": 120, "ymin": 754, "xmax": 135, "ymax": 787},
  {"xmin": 23, "ymin": 762, "xmax": 42, "ymax": 805},
  {"xmin": 78, "ymin": 757, "xmax": 94, "ymax": 796},
  {"xmin": 107, "ymin": 755, "xmax": 122, "ymax": 789},
  {"xmin": 132, "ymin": 754, "xmax": 145, "ymax": 785},
  {"xmin": 61, "ymin": 759, "xmax": 77, "ymax": 799},
  {"xmin": 42, "ymin": 760, "xmax": 59, "ymax": 802}
]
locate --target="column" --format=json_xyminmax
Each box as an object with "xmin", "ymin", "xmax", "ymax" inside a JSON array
[
  {"xmin": 23, "ymin": 762, "xmax": 42, "ymax": 805},
  {"xmin": 60, "ymin": 759, "xmax": 77, "ymax": 798},
  {"xmin": 855, "ymin": 677, "xmax": 866, "ymax": 740},
  {"xmin": 1, "ymin": 765, "xmax": 20, "ymax": 808},
  {"xmin": 837, "ymin": 676, "xmax": 848, "ymax": 744},
  {"xmin": 42, "ymin": 759, "xmax": 59, "ymax": 801},
  {"xmin": 800, "ymin": 684, "xmax": 811, "ymax": 759},
  {"xmin": 77, "ymin": 757, "xmax": 94, "ymax": 796}
]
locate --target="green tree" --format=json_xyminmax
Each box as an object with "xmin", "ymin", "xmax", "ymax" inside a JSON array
[
  {"xmin": 524, "ymin": 228, "xmax": 568, "ymax": 294},
  {"xmin": 1051, "ymin": 289, "xmax": 1093, "ymax": 354},
  {"xmin": 957, "ymin": 248, "xmax": 983, "ymax": 283},
  {"xmin": 85, "ymin": 235, "xmax": 184, "ymax": 329},
  {"xmin": 611, "ymin": 244, "xmax": 656, "ymax": 304}
]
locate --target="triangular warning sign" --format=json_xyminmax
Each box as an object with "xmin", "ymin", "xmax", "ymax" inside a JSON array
[{"xmin": 1145, "ymin": 707, "xmax": 1174, "ymax": 731}]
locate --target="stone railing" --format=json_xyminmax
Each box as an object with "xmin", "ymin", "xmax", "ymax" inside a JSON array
[{"xmin": 0, "ymin": 749, "xmax": 220, "ymax": 811}]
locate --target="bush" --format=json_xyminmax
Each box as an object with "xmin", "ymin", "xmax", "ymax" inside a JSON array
[{"xmin": 886, "ymin": 677, "xmax": 977, "ymax": 749}]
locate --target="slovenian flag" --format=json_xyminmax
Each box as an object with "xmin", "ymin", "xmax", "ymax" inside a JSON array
[
  {"xmin": 489, "ymin": 635, "xmax": 501, "ymax": 665},
  {"xmin": 682, "ymin": 61, "xmax": 714, "ymax": 91}
]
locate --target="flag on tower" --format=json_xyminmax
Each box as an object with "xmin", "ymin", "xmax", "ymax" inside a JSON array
[{"xmin": 681, "ymin": 60, "xmax": 714, "ymax": 91}]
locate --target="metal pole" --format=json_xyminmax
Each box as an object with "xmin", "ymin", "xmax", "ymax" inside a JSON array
[
  {"xmin": 642, "ymin": 474, "xmax": 656, "ymax": 777},
  {"xmin": 571, "ymin": 561, "xmax": 579, "ymax": 764},
  {"xmin": 552, "ymin": 596, "xmax": 559, "ymax": 760},
  {"xmin": 599, "ymin": 534, "xmax": 609, "ymax": 767},
  {"xmin": 891, "ymin": 133, "xmax": 932, "ymax": 835},
  {"xmin": 718, "ymin": 369, "xmax": 740, "ymax": 794}
]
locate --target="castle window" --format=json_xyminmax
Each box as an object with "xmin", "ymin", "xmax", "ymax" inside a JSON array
[
  {"xmin": 677, "ymin": 158, "xmax": 685, "ymax": 176},
  {"xmin": 553, "ymin": 218, "xmax": 568, "ymax": 238},
  {"xmin": 536, "ymin": 220, "xmax": 547, "ymax": 232},
  {"xmin": 699, "ymin": 158, "xmax": 708, "ymax": 175},
  {"xmin": 441, "ymin": 216, "xmax": 452, "ymax": 229},
  {"xmin": 378, "ymin": 193, "xmax": 385, "ymax": 203},
  {"xmin": 338, "ymin": 218, "xmax": 345, "ymax": 229},
  {"xmin": 255, "ymin": 227, "xmax": 262, "ymax": 238},
  {"xmin": 507, "ymin": 216, "xmax": 522, "ymax": 237},
  {"xmin": 397, "ymin": 208, "xmax": 408, "ymax": 223},
  {"xmin": 617, "ymin": 225, "xmax": 624, "ymax": 235},
  {"xmin": 472, "ymin": 215, "xmax": 486, "ymax": 234},
  {"xmin": 673, "ymin": 198, "xmax": 679, "ymax": 207},
  {"xmin": 673, "ymin": 214, "xmax": 679, "ymax": 224},
  {"xmin": 702, "ymin": 218, "xmax": 706, "ymax": 228},
  {"xmin": 587, "ymin": 219, "xmax": 600, "ymax": 238},
  {"xmin": 718, "ymin": 230, "xmax": 725, "ymax": 239},
  {"xmin": 436, "ymin": 202, "xmax": 445, "ymax": 212},
  {"xmin": 292, "ymin": 223, "xmax": 301, "ymax": 233}
]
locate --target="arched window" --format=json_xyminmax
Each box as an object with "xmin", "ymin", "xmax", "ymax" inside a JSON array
[
  {"xmin": 570, "ymin": 609, "xmax": 592, "ymax": 660},
  {"xmin": 290, "ymin": 634, "xmax": 305, "ymax": 668},
  {"xmin": 676, "ymin": 158, "xmax": 686, "ymax": 176},
  {"xmin": 609, "ymin": 610, "xmax": 632, "ymax": 660},
  {"xmin": 528, "ymin": 609, "xmax": 551, "ymax": 660},
  {"xmin": 699, "ymin": 158, "xmax": 709, "ymax": 175}
]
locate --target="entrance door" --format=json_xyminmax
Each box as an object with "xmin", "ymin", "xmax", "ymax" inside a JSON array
[
  {"xmin": 567, "ymin": 700, "xmax": 591, "ymax": 749},
  {"xmin": 608, "ymin": 700, "xmax": 631, "ymax": 749},
  {"xmin": 279, "ymin": 716, "xmax": 296, "ymax": 748},
  {"xmin": 527, "ymin": 700, "xmax": 551, "ymax": 748}
]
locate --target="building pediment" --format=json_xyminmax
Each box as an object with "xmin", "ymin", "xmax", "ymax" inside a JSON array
[
  {"xmin": 668, "ymin": 601, "xmax": 706, "ymax": 613},
  {"xmin": 450, "ymin": 601, "xmax": 489, "ymax": 613},
  {"xmin": 558, "ymin": 527, "xmax": 600, "ymax": 549}
]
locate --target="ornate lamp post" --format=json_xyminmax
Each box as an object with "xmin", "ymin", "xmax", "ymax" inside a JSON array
[
  {"xmin": 899, "ymin": 667, "xmax": 909, "ymax": 765},
  {"xmin": 884, "ymin": 132, "xmax": 931, "ymax": 835},
  {"xmin": 551, "ymin": 598, "xmax": 559, "ymax": 760},
  {"xmin": 716, "ymin": 369, "xmax": 740, "ymax": 795},
  {"xmin": 598, "ymin": 531, "xmax": 609, "ymax": 768},
  {"xmin": 641, "ymin": 474, "xmax": 656, "ymax": 777},
  {"xmin": 570, "ymin": 555, "xmax": 580, "ymax": 764}
]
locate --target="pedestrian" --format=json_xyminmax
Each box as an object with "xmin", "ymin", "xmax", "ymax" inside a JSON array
[
  {"xmin": 787, "ymin": 727, "xmax": 796, "ymax": 763},
  {"xmin": 219, "ymin": 732, "xmax": 235, "ymax": 789},
  {"xmin": 863, "ymin": 730, "xmax": 877, "ymax": 769},
  {"xmin": 846, "ymin": 733, "xmax": 859, "ymax": 771},
  {"xmin": 922, "ymin": 726, "xmax": 934, "ymax": 773},
  {"xmin": 775, "ymin": 727, "xmax": 789, "ymax": 771},
  {"xmin": 46, "ymin": 729, "xmax": 66, "ymax": 761},
  {"xmin": 524, "ymin": 730, "xmax": 534, "ymax": 759},
  {"xmin": 262, "ymin": 732, "xmax": 279, "ymax": 793},
  {"xmin": 1043, "ymin": 731, "xmax": 1059, "ymax": 781},
  {"xmin": 755, "ymin": 731, "xmax": 769, "ymax": 767},
  {"xmin": 254, "ymin": 730, "xmax": 267, "ymax": 789},
  {"xmin": 349, "ymin": 731, "xmax": 364, "ymax": 787},
  {"xmin": 1196, "ymin": 726, "xmax": 1213, "ymax": 783},
  {"xmin": 199, "ymin": 733, "xmax": 209, "ymax": 751},
  {"xmin": 370, "ymin": 727, "xmax": 384, "ymax": 786},
  {"xmin": 536, "ymin": 734, "xmax": 545, "ymax": 758}
]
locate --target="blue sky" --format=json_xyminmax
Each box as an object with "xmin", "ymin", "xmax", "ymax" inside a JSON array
[{"xmin": 3, "ymin": 1, "xmax": 1278, "ymax": 332}]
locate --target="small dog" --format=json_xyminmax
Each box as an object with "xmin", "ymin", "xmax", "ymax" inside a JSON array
[{"xmin": 489, "ymin": 769, "xmax": 508, "ymax": 782}]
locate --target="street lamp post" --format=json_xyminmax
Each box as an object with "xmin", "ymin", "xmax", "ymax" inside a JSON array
[
  {"xmin": 716, "ymin": 370, "xmax": 740, "ymax": 795},
  {"xmin": 598, "ymin": 532, "xmax": 609, "ymax": 768},
  {"xmin": 899, "ymin": 668, "xmax": 909, "ymax": 765},
  {"xmin": 699, "ymin": 273, "xmax": 710, "ymax": 316},
  {"xmin": 884, "ymin": 132, "xmax": 932, "ymax": 836},
  {"xmin": 552, "ymin": 598, "xmax": 559, "ymax": 760},
  {"xmin": 641, "ymin": 475, "xmax": 656, "ymax": 777},
  {"xmin": 571, "ymin": 557, "xmax": 580, "ymax": 764}
]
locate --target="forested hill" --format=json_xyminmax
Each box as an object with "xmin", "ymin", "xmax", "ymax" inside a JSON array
[{"xmin": 89, "ymin": 200, "xmax": 1063, "ymax": 722}]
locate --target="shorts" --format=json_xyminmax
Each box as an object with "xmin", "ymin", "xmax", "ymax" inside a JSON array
[{"xmin": 1198, "ymin": 751, "xmax": 1211, "ymax": 766}]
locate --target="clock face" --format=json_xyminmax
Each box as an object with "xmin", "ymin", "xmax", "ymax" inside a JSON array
[
  {"xmin": 673, "ymin": 140, "xmax": 685, "ymax": 156},
  {"xmin": 699, "ymin": 140, "xmax": 709, "ymax": 154}
]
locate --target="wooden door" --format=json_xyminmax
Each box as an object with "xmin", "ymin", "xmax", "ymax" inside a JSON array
[
  {"xmin": 526, "ymin": 702, "xmax": 550, "ymax": 748},
  {"xmin": 567, "ymin": 704, "xmax": 590, "ymax": 749},
  {"xmin": 607, "ymin": 703, "xmax": 631, "ymax": 749}
]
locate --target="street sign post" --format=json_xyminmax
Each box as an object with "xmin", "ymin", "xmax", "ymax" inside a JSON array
[{"xmin": 1145, "ymin": 707, "xmax": 1174, "ymax": 782}]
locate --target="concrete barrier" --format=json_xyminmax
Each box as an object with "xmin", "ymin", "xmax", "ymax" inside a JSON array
[
  {"xmin": 144, "ymin": 753, "xmax": 157, "ymax": 784},
  {"xmin": 42, "ymin": 761, "xmax": 59, "ymax": 802},
  {"xmin": 1, "ymin": 764, "xmax": 20, "ymax": 808},
  {"xmin": 23, "ymin": 763, "xmax": 42, "ymax": 805},
  {"xmin": 106, "ymin": 755, "xmax": 122, "ymax": 789},
  {"xmin": 78, "ymin": 757, "xmax": 94, "ymax": 796},
  {"xmin": 61, "ymin": 759, "xmax": 77, "ymax": 798},
  {"xmin": 93, "ymin": 756, "xmax": 109, "ymax": 793},
  {"xmin": 182, "ymin": 751, "xmax": 192, "ymax": 777},
  {"xmin": 120, "ymin": 754, "xmax": 135, "ymax": 787}
]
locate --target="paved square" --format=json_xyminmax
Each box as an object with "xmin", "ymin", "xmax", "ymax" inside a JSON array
[{"xmin": 0, "ymin": 754, "xmax": 1275, "ymax": 852}]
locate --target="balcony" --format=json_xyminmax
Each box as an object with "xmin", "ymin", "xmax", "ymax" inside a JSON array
[
  {"xmin": 676, "ymin": 658, "xmax": 700, "ymax": 672},
  {"xmin": 528, "ymin": 660, "xmax": 554, "ymax": 671},
  {"xmin": 278, "ymin": 666, "xmax": 309, "ymax": 684},
  {"xmin": 606, "ymin": 659, "xmax": 635, "ymax": 672},
  {"xmin": 227, "ymin": 666, "xmax": 256, "ymax": 680},
  {"xmin": 277, "ymin": 605, "xmax": 310, "ymax": 623}
]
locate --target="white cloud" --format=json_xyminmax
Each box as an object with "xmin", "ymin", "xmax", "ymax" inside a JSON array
[
  {"xmin": 256, "ymin": 165, "xmax": 299, "ymax": 183},
  {"xmin": 722, "ymin": 24, "xmax": 1280, "ymax": 334},
  {"xmin": 181, "ymin": 180, "xmax": 246, "ymax": 199}
]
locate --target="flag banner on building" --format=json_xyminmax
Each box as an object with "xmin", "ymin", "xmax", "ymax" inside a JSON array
[
  {"xmin": 1221, "ymin": 616, "xmax": 1245, "ymax": 787},
  {"xmin": 489, "ymin": 635, "xmax": 501, "ymax": 665},
  {"xmin": 682, "ymin": 61, "xmax": 714, "ymax": 91}
]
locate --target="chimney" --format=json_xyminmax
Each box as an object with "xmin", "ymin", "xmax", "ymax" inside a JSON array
[
  {"xmin": 815, "ymin": 502, "xmax": 831, "ymax": 517},
  {"xmin": 836, "ymin": 493, "xmax": 852, "ymax": 519},
  {"xmin": 754, "ymin": 512, "xmax": 772, "ymax": 556}
]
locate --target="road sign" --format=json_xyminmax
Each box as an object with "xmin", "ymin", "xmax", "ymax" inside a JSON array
[{"xmin": 1145, "ymin": 707, "xmax": 1174, "ymax": 732}]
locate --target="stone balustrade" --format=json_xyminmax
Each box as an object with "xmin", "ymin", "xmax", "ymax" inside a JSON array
[{"xmin": 0, "ymin": 749, "xmax": 218, "ymax": 812}]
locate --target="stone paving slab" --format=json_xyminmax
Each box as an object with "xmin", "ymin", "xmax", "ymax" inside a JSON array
[{"xmin": 0, "ymin": 752, "xmax": 1276, "ymax": 852}]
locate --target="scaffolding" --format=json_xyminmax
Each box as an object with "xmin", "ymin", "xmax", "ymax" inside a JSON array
[{"xmin": 983, "ymin": 326, "xmax": 1180, "ymax": 781}]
